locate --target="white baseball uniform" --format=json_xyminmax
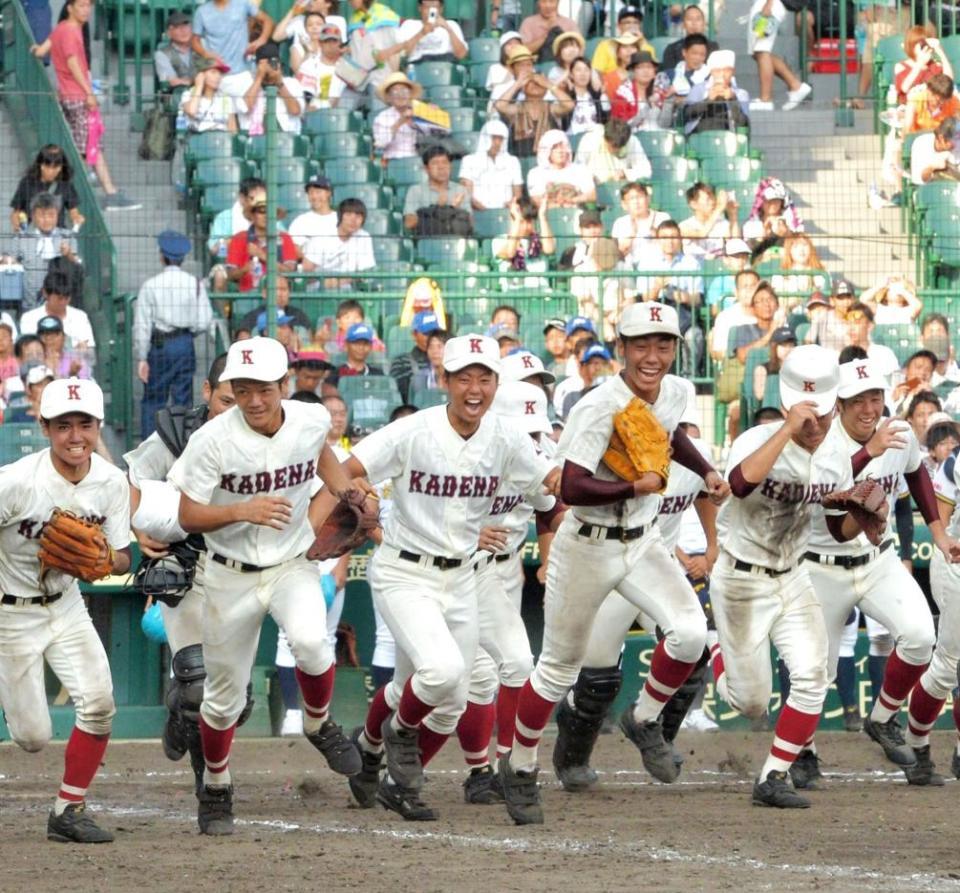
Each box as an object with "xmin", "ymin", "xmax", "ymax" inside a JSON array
[
  {"xmin": 351, "ymin": 404, "xmax": 553, "ymax": 736},
  {"xmin": 804, "ymin": 418, "xmax": 934, "ymax": 686},
  {"xmin": 0, "ymin": 450, "xmax": 129, "ymax": 750},
  {"xmin": 167, "ymin": 400, "xmax": 335, "ymax": 729}
]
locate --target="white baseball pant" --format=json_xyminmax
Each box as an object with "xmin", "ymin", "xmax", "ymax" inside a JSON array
[
  {"xmin": 494, "ymin": 549, "xmax": 525, "ymax": 611},
  {"xmin": 369, "ymin": 547, "xmax": 479, "ymax": 735},
  {"xmin": 275, "ymin": 585, "xmax": 344, "ymax": 667},
  {"xmin": 159, "ymin": 562, "xmax": 205, "ymax": 657},
  {"xmin": 711, "ymin": 555, "xmax": 829, "ymax": 717},
  {"xmin": 530, "ymin": 517, "xmax": 706, "ymax": 703},
  {"xmin": 468, "ymin": 647, "xmax": 500, "ymax": 704},
  {"xmin": 806, "ymin": 546, "xmax": 935, "ymax": 683},
  {"xmin": 476, "ymin": 558, "xmax": 533, "ymax": 688},
  {"xmin": 923, "ymin": 551, "xmax": 960, "ymax": 700},
  {"xmin": 0, "ymin": 592, "xmax": 115, "ymax": 750},
  {"xmin": 583, "ymin": 590, "xmax": 643, "ymax": 668},
  {"xmin": 838, "ymin": 608, "xmax": 858, "ymax": 659},
  {"xmin": 200, "ymin": 557, "xmax": 334, "ymax": 730}
]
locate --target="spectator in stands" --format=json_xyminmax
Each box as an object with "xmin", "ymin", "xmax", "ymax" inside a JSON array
[
  {"xmin": 661, "ymin": 5, "xmax": 718, "ymax": 71},
  {"xmin": 495, "ymin": 48, "xmax": 574, "ymax": 157},
  {"xmin": 709, "ymin": 267, "xmax": 759, "ymax": 361},
  {"xmin": 706, "ymin": 237, "xmax": 752, "ymax": 310},
  {"xmin": 0, "ymin": 321, "xmax": 17, "ymax": 377},
  {"xmin": 853, "ymin": 0, "xmax": 909, "ymax": 106},
  {"xmin": 752, "ymin": 325, "xmax": 796, "ymax": 403},
  {"xmin": 770, "ymin": 234, "xmax": 827, "ymax": 301},
  {"xmin": 9, "ymin": 145, "xmax": 83, "ymax": 233},
  {"xmin": 894, "ymin": 27, "xmax": 954, "ymax": 107},
  {"xmin": 527, "ymin": 130, "xmax": 596, "ymax": 208},
  {"xmin": 411, "ymin": 329, "xmax": 450, "ymax": 394},
  {"xmin": 570, "ymin": 236, "xmax": 624, "ymax": 340},
  {"xmin": 372, "ymin": 72, "xmax": 422, "ymax": 161},
  {"xmin": 592, "ymin": 7, "xmax": 654, "ymax": 75},
  {"xmin": 548, "ymin": 31, "xmax": 588, "ymax": 84},
  {"xmin": 683, "ymin": 49, "xmax": 750, "ymax": 135},
  {"xmin": 927, "ymin": 419, "xmax": 959, "ymax": 472},
  {"xmin": 257, "ymin": 309, "xmax": 301, "ymax": 356},
  {"xmin": 316, "ymin": 298, "xmax": 385, "ymax": 353},
  {"xmin": 541, "ymin": 317, "xmax": 568, "ymax": 374},
  {"xmin": 206, "ymin": 177, "xmax": 266, "ymax": 291},
  {"xmin": 742, "ymin": 178, "xmax": 803, "ymax": 251},
  {"xmin": 562, "ymin": 315, "xmax": 597, "ymax": 372},
  {"xmin": 226, "ymin": 196, "xmax": 299, "ymax": 292},
  {"xmin": 559, "ymin": 208, "xmax": 604, "ymax": 269},
  {"xmin": 290, "ymin": 347, "xmax": 335, "ymax": 395},
  {"xmin": 612, "ymin": 181, "xmax": 668, "ymax": 261},
  {"xmin": 14, "ymin": 333, "xmax": 44, "ymax": 369},
  {"xmin": 180, "ymin": 58, "xmax": 237, "ymax": 132},
  {"xmin": 663, "ymin": 33, "xmax": 710, "ymax": 100},
  {"xmin": 288, "ymin": 175, "xmax": 336, "ymax": 247},
  {"xmin": 190, "ymin": 0, "xmax": 274, "ymax": 78},
  {"xmin": 520, "ymin": 0, "xmax": 580, "ymax": 63},
  {"xmin": 679, "ymin": 182, "xmax": 740, "ymax": 260},
  {"xmin": 745, "ymin": 0, "xmax": 811, "ymax": 112},
  {"xmin": 601, "ymin": 34, "xmax": 642, "ymax": 101},
  {"xmin": 20, "ymin": 270, "xmax": 94, "ymax": 352},
  {"xmin": 36, "ymin": 315, "xmax": 89, "ymax": 379},
  {"xmin": 303, "ymin": 196, "xmax": 376, "ymax": 287},
  {"xmin": 273, "ymin": 0, "xmax": 347, "ymax": 48},
  {"xmin": 155, "ymin": 10, "xmax": 199, "ymax": 89},
  {"xmin": 729, "ymin": 279, "xmax": 786, "ymax": 364},
  {"xmin": 860, "ymin": 275, "xmax": 923, "ymax": 325},
  {"xmin": 909, "ymin": 116, "xmax": 960, "ymax": 185},
  {"xmin": 921, "ymin": 312, "xmax": 960, "ymax": 383},
  {"xmin": 804, "ymin": 276, "xmax": 856, "ymax": 352},
  {"xmin": 575, "ymin": 117, "xmax": 651, "ymax": 183},
  {"xmin": 486, "ymin": 31, "xmax": 523, "ymax": 96},
  {"xmin": 22, "ymin": 0, "xmax": 52, "ymax": 49},
  {"xmin": 334, "ymin": 322, "xmax": 384, "ymax": 382},
  {"xmin": 493, "ymin": 197, "xmax": 555, "ymax": 290},
  {"xmin": 488, "ymin": 323, "xmax": 521, "ymax": 357},
  {"xmin": 48, "ymin": 0, "xmax": 139, "ymax": 210},
  {"xmin": 491, "ymin": 304, "xmax": 521, "ymax": 330},
  {"xmin": 460, "ymin": 120, "xmax": 523, "ymax": 210},
  {"xmin": 235, "ymin": 275, "xmax": 312, "ymax": 336},
  {"xmin": 905, "ymin": 390, "xmax": 942, "ymax": 442},
  {"xmin": 381, "ymin": 0, "xmax": 467, "ymax": 64},
  {"xmin": 892, "ymin": 348, "xmax": 938, "ymax": 414},
  {"xmin": 559, "ymin": 342, "xmax": 612, "ymax": 417},
  {"xmin": 560, "ymin": 57, "xmax": 610, "ymax": 134},
  {"xmin": 610, "ymin": 51, "xmax": 668, "ymax": 129},
  {"xmin": 322, "ymin": 394, "xmax": 351, "ymax": 449},
  {"xmin": 290, "ymin": 18, "xmax": 346, "ymax": 110},
  {"xmin": 904, "ymin": 73, "xmax": 960, "ymax": 136},
  {"xmin": 5, "ymin": 364, "xmax": 54, "ymax": 424},
  {"xmin": 843, "ymin": 301, "xmax": 901, "ymax": 382},
  {"xmin": 403, "ymin": 146, "xmax": 472, "ymax": 235},
  {"xmin": 340, "ymin": 0, "xmax": 401, "ymax": 110},
  {"xmin": 234, "ymin": 42, "xmax": 306, "ymax": 134},
  {"xmin": 389, "ymin": 309, "xmax": 440, "ymax": 401}
]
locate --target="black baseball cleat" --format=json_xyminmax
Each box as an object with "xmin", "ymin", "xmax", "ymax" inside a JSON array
[
  {"xmin": 863, "ymin": 716, "xmax": 917, "ymax": 766},
  {"xmin": 788, "ymin": 749, "xmax": 825, "ymax": 790},
  {"xmin": 555, "ymin": 764, "xmax": 599, "ymax": 793},
  {"xmin": 951, "ymin": 749, "xmax": 960, "ymax": 780},
  {"xmin": 162, "ymin": 711, "xmax": 188, "ymax": 761},
  {"xmin": 47, "ymin": 803, "xmax": 114, "ymax": 843},
  {"xmin": 347, "ymin": 726, "xmax": 383, "ymax": 808},
  {"xmin": 752, "ymin": 771, "xmax": 810, "ymax": 809},
  {"xmin": 618, "ymin": 709, "xmax": 680, "ymax": 783},
  {"xmin": 197, "ymin": 784, "xmax": 234, "ymax": 835},
  {"xmin": 306, "ymin": 719, "xmax": 363, "ymax": 776},
  {"xmin": 903, "ymin": 746, "xmax": 945, "ymax": 786},
  {"xmin": 380, "ymin": 716, "xmax": 423, "ymax": 790},
  {"xmin": 377, "ymin": 776, "xmax": 437, "ymax": 821},
  {"xmin": 497, "ymin": 754, "xmax": 543, "ymax": 825},
  {"xmin": 463, "ymin": 765, "xmax": 504, "ymax": 804},
  {"xmin": 842, "ymin": 705, "xmax": 863, "ymax": 732}
]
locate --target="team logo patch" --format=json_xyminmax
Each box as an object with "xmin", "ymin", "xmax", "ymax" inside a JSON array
[
  {"xmin": 67, "ymin": 384, "xmax": 80, "ymax": 400},
  {"xmin": 469, "ymin": 338, "xmax": 483, "ymax": 354},
  {"xmin": 856, "ymin": 365, "xmax": 868, "ymax": 380},
  {"xmin": 241, "ymin": 349, "xmax": 254, "ymax": 364},
  {"xmin": 521, "ymin": 355, "xmax": 534, "ymax": 368},
  {"xmin": 802, "ymin": 380, "xmax": 815, "ymax": 392},
  {"xmin": 649, "ymin": 306, "xmax": 662, "ymax": 322},
  {"xmin": 524, "ymin": 401, "xmax": 536, "ymax": 415}
]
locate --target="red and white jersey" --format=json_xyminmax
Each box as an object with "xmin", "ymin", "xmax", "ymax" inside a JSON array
[
  {"xmin": 718, "ymin": 420, "xmax": 853, "ymax": 571},
  {"xmin": 557, "ymin": 373, "xmax": 688, "ymax": 528},
  {"xmin": 934, "ymin": 447, "xmax": 960, "ymax": 538},
  {"xmin": 351, "ymin": 404, "xmax": 553, "ymax": 559},
  {"xmin": 657, "ymin": 436, "xmax": 711, "ymax": 552},
  {"xmin": 0, "ymin": 451, "xmax": 129, "ymax": 597},
  {"xmin": 807, "ymin": 416, "xmax": 920, "ymax": 555},
  {"xmin": 167, "ymin": 400, "xmax": 331, "ymax": 566}
]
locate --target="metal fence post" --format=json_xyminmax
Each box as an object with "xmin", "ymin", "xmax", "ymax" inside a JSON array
[
  {"xmin": 265, "ymin": 84, "xmax": 278, "ymax": 338},
  {"xmin": 835, "ymin": 0, "xmax": 854, "ymax": 126}
]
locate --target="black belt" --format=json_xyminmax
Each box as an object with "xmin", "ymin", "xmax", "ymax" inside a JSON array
[
  {"xmin": 2, "ymin": 591, "xmax": 62, "ymax": 607},
  {"xmin": 804, "ymin": 539, "xmax": 893, "ymax": 569},
  {"xmin": 578, "ymin": 521, "xmax": 652, "ymax": 542},
  {"xmin": 398, "ymin": 549, "xmax": 463, "ymax": 570},
  {"xmin": 211, "ymin": 553, "xmax": 278, "ymax": 573},
  {"xmin": 151, "ymin": 327, "xmax": 192, "ymax": 347},
  {"xmin": 495, "ymin": 550, "xmax": 516, "ymax": 563},
  {"xmin": 732, "ymin": 558, "xmax": 793, "ymax": 578},
  {"xmin": 475, "ymin": 546, "xmax": 521, "ymax": 571}
]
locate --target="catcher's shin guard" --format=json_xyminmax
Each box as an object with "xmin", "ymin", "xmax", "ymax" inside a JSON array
[
  {"xmin": 658, "ymin": 647, "xmax": 709, "ymax": 744},
  {"xmin": 553, "ymin": 666, "xmax": 622, "ymax": 788},
  {"xmin": 164, "ymin": 645, "xmax": 206, "ymax": 762}
]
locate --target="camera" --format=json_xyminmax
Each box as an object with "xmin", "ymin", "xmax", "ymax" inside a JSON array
[
  {"xmin": 268, "ymin": 57, "xmax": 281, "ymax": 70},
  {"xmin": 427, "ymin": 7, "xmax": 438, "ymax": 23}
]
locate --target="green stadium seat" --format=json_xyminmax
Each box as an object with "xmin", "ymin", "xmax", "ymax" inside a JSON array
[
  {"xmin": 273, "ymin": 158, "xmax": 316, "ymax": 185},
  {"xmin": 468, "ymin": 63, "xmax": 492, "ymax": 90},
  {"xmin": 245, "ymin": 133, "xmax": 309, "ymax": 160},
  {"xmin": 0, "ymin": 423, "xmax": 48, "ymax": 462},
  {"xmin": 652, "ymin": 184, "xmax": 690, "ymax": 221},
  {"xmin": 417, "ymin": 237, "xmax": 479, "ymax": 268},
  {"xmin": 325, "ymin": 158, "xmax": 382, "ymax": 185},
  {"xmin": 425, "ymin": 85, "xmax": 466, "ymax": 106},
  {"xmin": 339, "ymin": 376, "xmax": 402, "ymax": 430},
  {"xmin": 649, "ymin": 35, "xmax": 673, "ymax": 59},
  {"xmin": 448, "ymin": 106, "xmax": 479, "ymax": 133},
  {"xmin": 374, "ymin": 238, "xmax": 414, "ymax": 264},
  {"xmin": 473, "ymin": 208, "xmax": 510, "ymax": 239},
  {"xmin": 468, "ymin": 37, "xmax": 500, "ymax": 64},
  {"xmin": 386, "ymin": 156, "xmax": 426, "ymax": 187},
  {"xmin": 313, "ymin": 131, "xmax": 371, "ymax": 159},
  {"xmin": 199, "ymin": 183, "xmax": 238, "ymax": 217},
  {"xmin": 185, "ymin": 131, "xmax": 240, "ymax": 165},
  {"xmin": 333, "ymin": 183, "xmax": 392, "ymax": 209},
  {"xmin": 302, "ymin": 108, "xmax": 362, "ymax": 135},
  {"xmin": 412, "ymin": 61, "xmax": 465, "ymax": 87},
  {"xmin": 412, "ymin": 388, "xmax": 448, "ymax": 408},
  {"xmin": 193, "ymin": 158, "xmax": 249, "ymax": 189},
  {"xmin": 276, "ymin": 182, "xmax": 311, "ymax": 215},
  {"xmin": 701, "ymin": 156, "xmax": 762, "ymax": 186},
  {"xmin": 585, "ymin": 36, "xmax": 605, "ymax": 58},
  {"xmin": 636, "ymin": 130, "xmax": 685, "ymax": 158},
  {"xmin": 362, "ymin": 208, "xmax": 403, "ymax": 236},
  {"xmin": 650, "ymin": 155, "xmax": 698, "ymax": 183},
  {"xmin": 452, "ymin": 131, "xmax": 480, "ymax": 154},
  {"xmin": 546, "ymin": 207, "xmax": 582, "ymax": 237},
  {"xmin": 942, "ymin": 34, "xmax": 960, "ymax": 71},
  {"xmin": 596, "ymin": 180, "xmax": 624, "ymax": 209},
  {"xmin": 872, "ymin": 323, "xmax": 920, "ymax": 364},
  {"xmin": 686, "ymin": 130, "xmax": 750, "ymax": 160},
  {"xmin": 385, "ymin": 324, "xmax": 410, "ymax": 357}
]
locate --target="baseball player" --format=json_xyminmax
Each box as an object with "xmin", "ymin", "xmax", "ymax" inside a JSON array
[
  {"xmin": 710, "ymin": 345, "xmax": 876, "ymax": 809},
  {"xmin": 166, "ymin": 336, "xmax": 367, "ymax": 835},
  {"xmin": 124, "ymin": 354, "xmax": 236, "ymax": 792},
  {"xmin": 905, "ymin": 444, "xmax": 960, "ymax": 781},
  {"xmin": 330, "ymin": 335, "xmax": 558, "ymax": 821},
  {"xmin": 794, "ymin": 358, "xmax": 960, "ymax": 790},
  {"xmin": 502, "ymin": 302, "xmax": 729, "ymax": 826},
  {"xmin": 552, "ymin": 417, "xmax": 717, "ymax": 791},
  {"xmin": 0, "ymin": 378, "xmax": 131, "ymax": 843}
]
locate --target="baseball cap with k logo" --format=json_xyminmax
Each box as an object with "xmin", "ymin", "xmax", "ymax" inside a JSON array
[
  {"xmin": 40, "ymin": 377, "xmax": 105, "ymax": 421},
  {"xmin": 492, "ymin": 381, "xmax": 552, "ymax": 434},
  {"xmin": 443, "ymin": 333, "xmax": 501, "ymax": 374},
  {"xmin": 779, "ymin": 344, "xmax": 840, "ymax": 415},
  {"xmin": 617, "ymin": 301, "xmax": 681, "ymax": 338},
  {"xmin": 837, "ymin": 357, "xmax": 888, "ymax": 399},
  {"xmin": 221, "ymin": 336, "xmax": 290, "ymax": 383}
]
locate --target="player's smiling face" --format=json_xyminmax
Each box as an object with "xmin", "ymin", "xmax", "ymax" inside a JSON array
[
  {"xmin": 620, "ymin": 334, "xmax": 677, "ymax": 399},
  {"xmin": 232, "ymin": 379, "xmax": 284, "ymax": 434},
  {"xmin": 447, "ymin": 365, "xmax": 497, "ymax": 434},
  {"xmin": 839, "ymin": 390, "xmax": 884, "ymax": 443},
  {"xmin": 42, "ymin": 412, "xmax": 99, "ymax": 473}
]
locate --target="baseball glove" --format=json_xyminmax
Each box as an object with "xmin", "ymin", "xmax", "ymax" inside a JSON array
[
  {"xmin": 307, "ymin": 489, "xmax": 379, "ymax": 561},
  {"xmin": 39, "ymin": 508, "xmax": 114, "ymax": 583},
  {"xmin": 820, "ymin": 479, "xmax": 887, "ymax": 546},
  {"xmin": 602, "ymin": 397, "xmax": 672, "ymax": 491}
]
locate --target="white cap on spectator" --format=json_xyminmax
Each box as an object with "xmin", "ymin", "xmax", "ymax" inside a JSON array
[
  {"xmin": 493, "ymin": 381, "xmax": 552, "ymax": 434},
  {"xmin": 837, "ymin": 358, "xmax": 887, "ymax": 399},
  {"xmin": 725, "ymin": 238, "xmax": 751, "ymax": 256},
  {"xmin": 443, "ymin": 334, "xmax": 501, "ymax": 374},
  {"xmin": 617, "ymin": 302, "xmax": 681, "ymax": 339},
  {"xmin": 40, "ymin": 377, "xmax": 104, "ymax": 421},
  {"xmin": 707, "ymin": 49, "xmax": 736, "ymax": 71},
  {"xmin": 501, "ymin": 350, "xmax": 556, "ymax": 384},
  {"xmin": 25, "ymin": 364, "xmax": 56, "ymax": 387},
  {"xmin": 220, "ymin": 336, "xmax": 290, "ymax": 383},
  {"xmin": 499, "ymin": 30, "xmax": 522, "ymax": 47},
  {"xmin": 779, "ymin": 345, "xmax": 839, "ymax": 415}
]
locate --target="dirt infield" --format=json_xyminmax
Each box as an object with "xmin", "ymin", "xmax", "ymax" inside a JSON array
[{"xmin": 4, "ymin": 730, "xmax": 960, "ymax": 893}]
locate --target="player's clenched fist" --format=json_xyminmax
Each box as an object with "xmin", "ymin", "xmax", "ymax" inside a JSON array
[
  {"xmin": 241, "ymin": 495, "xmax": 293, "ymax": 529},
  {"xmin": 703, "ymin": 470, "xmax": 730, "ymax": 505},
  {"xmin": 632, "ymin": 471, "xmax": 664, "ymax": 496}
]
